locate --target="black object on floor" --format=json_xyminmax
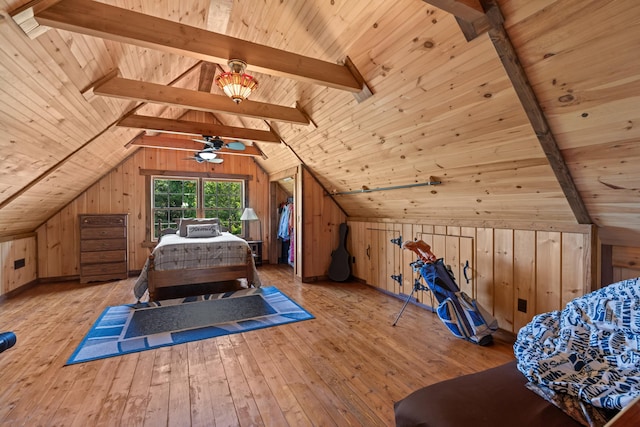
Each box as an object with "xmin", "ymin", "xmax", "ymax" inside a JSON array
[{"xmin": 0, "ymin": 331, "xmax": 16, "ymax": 353}]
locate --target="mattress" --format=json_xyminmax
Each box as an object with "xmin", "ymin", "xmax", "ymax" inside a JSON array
[{"xmin": 134, "ymin": 232, "xmax": 260, "ymax": 299}]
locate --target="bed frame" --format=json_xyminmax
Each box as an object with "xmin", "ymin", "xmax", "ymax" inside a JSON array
[{"xmin": 146, "ymin": 246, "xmax": 256, "ymax": 301}]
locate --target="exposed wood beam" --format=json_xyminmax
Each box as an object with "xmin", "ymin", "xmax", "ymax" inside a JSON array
[
  {"xmin": 132, "ymin": 135, "xmax": 263, "ymax": 157},
  {"xmin": 482, "ymin": 0, "xmax": 592, "ymax": 224},
  {"xmin": 344, "ymin": 56, "xmax": 373, "ymax": 103},
  {"xmin": 454, "ymin": 15, "xmax": 490, "ymax": 42},
  {"xmin": 207, "ymin": 0, "xmax": 233, "ymax": 34},
  {"xmin": 423, "ymin": 0, "xmax": 485, "ymax": 22},
  {"xmin": 198, "ymin": 62, "xmax": 217, "ymax": 93},
  {"xmin": 11, "ymin": 0, "xmax": 364, "ymax": 92},
  {"xmin": 92, "ymin": 75, "xmax": 309, "ymax": 125},
  {"xmin": 117, "ymin": 115, "xmax": 281, "ymax": 144},
  {"xmin": 423, "ymin": 0, "xmax": 489, "ymax": 41},
  {"xmin": 80, "ymin": 68, "xmax": 118, "ymax": 101}
]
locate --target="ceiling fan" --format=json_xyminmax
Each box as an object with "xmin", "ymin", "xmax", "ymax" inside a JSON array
[
  {"xmin": 188, "ymin": 135, "xmax": 247, "ymax": 164},
  {"xmin": 192, "ymin": 135, "xmax": 246, "ymax": 151},
  {"xmin": 189, "ymin": 150, "xmax": 224, "ymax": 164}
]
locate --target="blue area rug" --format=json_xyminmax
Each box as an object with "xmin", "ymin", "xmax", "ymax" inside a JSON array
[{"xmin": 66, "ymin": 286, "xmax": 313, "ymax": 365}]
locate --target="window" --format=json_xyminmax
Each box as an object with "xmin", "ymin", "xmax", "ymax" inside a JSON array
[
  {"xmin": 153, "ymin": 178, "xmax": 198, "ymax": 235},
  {"xmin": 203, "ymin": 180, "xmax": 243, "ymax": 234},
  {"xmin": 152, "ymin": 176, "xmax": 244, "ymax": 240}
]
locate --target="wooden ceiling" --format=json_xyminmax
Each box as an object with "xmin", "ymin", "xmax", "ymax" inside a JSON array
[{"xmin": 0, "ymin": 0, "xmax": 638, "ymax": 246}]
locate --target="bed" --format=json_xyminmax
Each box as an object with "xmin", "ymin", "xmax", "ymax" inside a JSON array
[
  {"xmin": 395, "ymin": 276, "xmax": 640, "ymax": 427},
  {"xmin": 134, "ymin": 225, "xmax": 261, "ymax": 301}
]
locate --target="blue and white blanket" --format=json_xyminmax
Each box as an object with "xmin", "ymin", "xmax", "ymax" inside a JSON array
[{"xmin": 514, "ymin": 277, "xmax": 640, "ymax": 410}]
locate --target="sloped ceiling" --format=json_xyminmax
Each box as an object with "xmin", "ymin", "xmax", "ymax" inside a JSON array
[{"xmin": 0, "ymin": 0, "xmax": 638, "ymax": 246}]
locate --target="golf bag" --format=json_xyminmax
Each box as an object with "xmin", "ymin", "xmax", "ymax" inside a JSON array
[{"xmin": 419, "ymin": 259, "xmax": 498, "ymax": 346}]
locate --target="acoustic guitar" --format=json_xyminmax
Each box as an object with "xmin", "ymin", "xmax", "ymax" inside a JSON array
[{"xmin": 328, "ymin": 223, "xmax": 351, "ymax": 282}]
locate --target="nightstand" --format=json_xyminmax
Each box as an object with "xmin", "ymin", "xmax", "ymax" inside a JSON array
[{"xmin": 246, "ymin": 240, "xmax": 262, "ymax": 266}]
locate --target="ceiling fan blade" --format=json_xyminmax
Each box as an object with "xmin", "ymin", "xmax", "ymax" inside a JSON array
[
  {"xmin": 192, "ymin": 138, "xmax": 209, "ymax": 145},
  {"xmin": 207, "ymin": 158, "xmax": 224, "ymax": 164},
  {"xmin": 226, "ymin": 141, "xmax": 246, "ymax": 151}
]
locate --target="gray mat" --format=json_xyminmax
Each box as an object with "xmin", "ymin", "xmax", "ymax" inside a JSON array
[{"xmin": 124, "ymin": 295, "xmax": 276, "ymax": 338}]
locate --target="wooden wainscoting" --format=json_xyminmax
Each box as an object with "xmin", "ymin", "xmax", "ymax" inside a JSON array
[
  {"xmin": 0, "ymin": 235, "xmax": 37, "ymax": 297},
  {"xmin": 347, "ymin": 220, "xmax": 596, "ymax": 334},
  {"xmin": 0, "ymin": 265, "xmax": 515, "ymax": 426}
]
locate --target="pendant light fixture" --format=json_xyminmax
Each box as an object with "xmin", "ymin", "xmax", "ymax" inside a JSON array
[{"xmin": 215, "ymin": 59, "xmax": 258, "ymax": 104}]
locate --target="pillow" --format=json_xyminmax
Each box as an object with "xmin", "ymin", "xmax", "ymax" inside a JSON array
[
  {"xmin": 186, "ymin": 223, "xmax": 221, "ymax": 238},
  {"xmin": 178, "ymin": 218, "xmax": 219, "ymax": 236}
]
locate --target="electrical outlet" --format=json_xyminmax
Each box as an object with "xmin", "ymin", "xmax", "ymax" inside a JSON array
[{"xmin": 517, "ymin": 298, "xmax": 527, "ymax": 313}]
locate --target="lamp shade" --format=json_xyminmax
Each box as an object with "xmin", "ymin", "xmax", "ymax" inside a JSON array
[
  {"xmin": 240, "ymin": 207, "xmax": 259, "ymax": 221},
  {"xmin": 215, "ymin": 59, "xmax": 258, "ymax": 104}
]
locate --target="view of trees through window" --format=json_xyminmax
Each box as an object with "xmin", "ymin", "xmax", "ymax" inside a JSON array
[
  {"xmin": 152, "ymin": 177, "xmax": 244, "ymax": 240},
  {"xmin": 203, "ymin": 180, "xmax": 243, "ymax": 234}
]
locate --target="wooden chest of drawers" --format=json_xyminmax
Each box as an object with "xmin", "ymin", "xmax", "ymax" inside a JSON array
[{"xmin": 79, "ymin": 214, "xmax": 128, "ymax": 283}]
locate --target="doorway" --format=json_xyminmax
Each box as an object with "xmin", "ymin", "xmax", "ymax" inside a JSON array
[{"xmin": 269, "ymin": 175, "xmax": 296, "ymax": 274}]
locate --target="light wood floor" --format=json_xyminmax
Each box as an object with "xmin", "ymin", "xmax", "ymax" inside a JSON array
[{"xmin": 0, "ymin": 265, "xmax": 515, "ymax": 426}]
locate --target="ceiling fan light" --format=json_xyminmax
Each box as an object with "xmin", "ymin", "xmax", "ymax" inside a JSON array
[
  {"xmin": 198, "ymin": 150, "xmax": 217, "ymax": 160},
  {"xmin": 216, "ymin": 59, "xmax": 258, "ymax": 104}
]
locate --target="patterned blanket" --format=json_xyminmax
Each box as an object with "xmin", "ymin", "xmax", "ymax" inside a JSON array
[
  {"xmin": 134, "ymin": 233, "xmax": 261, "ymax": 299},
  {"xmin": 514, "ymin": 277, "xmax": 640, "ymax": 411}
]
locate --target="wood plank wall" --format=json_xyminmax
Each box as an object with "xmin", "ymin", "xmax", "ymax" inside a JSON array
[
  {"xmin": 35, "ymin": 147, "xmax": 270, "ymax": 280},
  {"xmin": 347, "ymin": 220, "xmax": 596, "ymax": 334},
  {"xmin": 300, "ymin": 166, "xmax": 347, "ymax": 282},
  {"xmin": 0, "ymin": 236, "xmax": 37, "ymax": 297},
  {"xmin": 612, "ymin": 246, "xmax": 640, "ymax": 283}
]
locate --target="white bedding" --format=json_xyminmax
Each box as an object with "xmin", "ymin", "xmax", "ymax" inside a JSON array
[
  {"xmin": 514, "ymin": 277, "xmax": 640, "ymax": 410},
  {"xmin": 134, "ymin": 232, "xmax": 261, "ymax": 299}
]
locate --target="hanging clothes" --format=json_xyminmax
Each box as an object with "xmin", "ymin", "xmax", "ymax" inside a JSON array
[
  {"xmin": 277, "ymin": 199, "xmax": 294, "ymax": 265},
  {"xmin": 287, "ymin": 202, "xmax": 295, "ymax": 265},
  {"xmin": 278, "ymin": 203, "xmax": 291, "ymax": 240},
  {"xmin": 288, "ymin": 231, "xmax": 295, "ymax": 265}
]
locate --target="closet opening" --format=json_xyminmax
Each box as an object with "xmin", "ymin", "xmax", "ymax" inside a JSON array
[{"xmin": 269, "ymin": 175, "xmax": 296, "ymax": 274}]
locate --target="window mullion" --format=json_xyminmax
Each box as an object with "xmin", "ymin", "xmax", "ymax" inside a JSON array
[{"xmin": 197, "ymin": 177, "xmax": 204, "ymax": 218}]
